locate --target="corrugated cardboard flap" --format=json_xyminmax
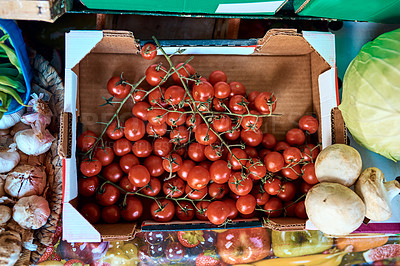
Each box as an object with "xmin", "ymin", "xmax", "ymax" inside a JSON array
[
  {"xmin": 59, "ymin": 112, "xmax": 72, "ymax": 159},
  {"xmin": 91, "ymin": 30, "xmax": 140, "ymax": 55},
  {"xmin": 264, "ymin": 217, "xmax": 306, "ymax": 231},
  {"xmin": 94, "ymin": 223, "xmax": 137, "ymax": 241},
  {"xmin": 331, "ymin": 107, "xmax": 347, "ymax": 144}
]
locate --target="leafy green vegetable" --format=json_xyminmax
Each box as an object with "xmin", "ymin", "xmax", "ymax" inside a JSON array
[{"xmin": 339, "ymin": 28, "xmax": 400, "ymax": 161}]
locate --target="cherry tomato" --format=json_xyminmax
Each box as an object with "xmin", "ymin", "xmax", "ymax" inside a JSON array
[
  {"xmin": 258, "ymin": 149, "xmax": 271, "ymax": 160},
  {"xmin": 213, "ymin": 81, "xmax": 231, "ymax": 99},
  {"xmin": 148, "ymin": 87, "xmax": 167, "ymax": 107},
  {"xmin": 80, "ymin": 159, "xmax": 102, "ymax": 177},
  {"xmin": 275, "ymin": 141, "xmax": 291, "ymax": 152},
  {"xmin": 198, "ymin": 160, "xmax": 212, "ymax": 170},
  {"xmin": 243, "ymin": 146, "xmax": 257, "ymax": 158},
  {"xmin": 299, "ymin": 115, "xmax": 319, "ymax": 134},
  {"xmin": 124, "ymin": 117, "xmax": 146, "ymax": 141},
  {"xmin": 80, "ymin": 203, "xmax": 100, "ymax": 224},
  {"xmin": 264, "ymin": 151, "xmax": 284, "ymax": 173},
  {"xmin": 166, "ymin": 109, "xmax": 187, "ymax": 127},
  {"xmin": 142, "ymin": 177, "xmax": 161, "ymax": 197},
  {"xmin": 177, "ymin": 160, "xmax": 196, "ymax": 181},
  {"xmin": 164, "ymin": 85, "xmax": 185, "ymax": 106},
  {"xmin": 107, "ymin": 76, "xmax": 131, "ymax": 99},
  {"xmin": 146, "ymin": 123, "xmax": 167, "ymax": 137},
  {"xmin": 213, "ymin": 97, "xmax": 229, "ymax": 112},
  {"xmin": 301, "ymin": 163, "xmax": 318, "ymax": 185},
  {"xmin": 119, "ymin": 176, "xmax": 137, "ymax": 192},
  {"xmin": 209, "ymin": 183, "xmax": 229, "ymax": 200},
  {"xmin": 300, "ymin": 181, "xmax": 314, "ymax": 194},
  {"xmin": 187, "ymin": 166, "xmax": 210, "ymax": 189},
  {"xmin": 163, "ymin": 177, "xmax": 185, "ymax": 198},
  {"xmin": 185, "ymin": 185, "xmax": 207, "ymax": 200},
  {"xmin": 195, "ymin": 201, "xmax": 210, "ymax": 221},
  {"xmin": 247, "ymin": 91, "xmax": 260, "ymax": 103},
  {"xmin": 281, "ymin": 164, "xmax": 301, "ymax": 180},
  {"xmin": 153, "ymin": 137, "xmax": 172, "ymax": 157},
  {"xmin": 284, "ymin": 201, "xmax": 297, "ymax": 217},
  {"xmin": 229, "ymin": 172, "xmax": 253, "ymax": 196},
  {"xmin": 143, "ymin": 155, "xmax": 165, "ymax": 177},
  {"xmin": 229, "ymin": 190, "xmax": 240, "ymax": 200},
  {"xmin": 264, "ymin": 177, "xmax": 282, "ymax": 195},
  {"xmin": 241, "ymin": 129, "xmax": 263, "ymax": 147},
  {"xmin": 119, "ymin": 153, "xmax": 139, "ymax": 173},
  {"xmin": 132, "ymin": 139, "xmax": 152, "ymax": 158},
  {"xmin": 176, "ymin": 202, "xmax": 195, "ymax": 221},
  {"xmin": 206, "ymin": 201, "xmax": 229, "ymax": 225},
  {"xmin": 286, "ymin": 128, "xmax": 306, "ymax": 146},
  {"xmin": 133, "ymin": 88, "xmax": 146, "ymax": 102},
  {"xmin": 209, "ymin": 70, "xmax": 227, "ymax": 85},
  {"xmin": 204, "ymin": 145, "xmax": 223, "ymax": 161},
  {"xmin": 224, "ymin": 127, "xmax": 240, "ymax": 141},
  {"xmin": 246, "ymin": 158, "xmax": 267, "ymax": 180},
  {"xmin": 78, "ymin": 176, "xmax": 99, "ymax": 197},
  {"xmin": 236, "ymin": 194, "xmax": 256, "ymax": 215},
  {"xmin": 295, "ymin": 200, "xmax": 308, "ymax": 219},
  {"xmin": 146, "ymin": 64, "xmax": 167, "ymax": 86},
  {"xmin": 283, "ymin": 147, "xmax": 302, "ymax": 164},
  {"xmin": 77, "ymin": 130, "xmax": 97, "ymax": 152},
  {"xmin": 254, "ymin": 92, "xmax": 277, "ymax": 114},
  {"xmin": 172, "ymin": 63, "xmax": 195, "ymax": 84},
  {"xmin": 212, "ymin": 115, "xmax": 232, "ymax": 132},
  {"xmin": 170, "ymin": 126, "xmax": 189, "ymax": 145},
  {"xmin": 94, "ymin": 147, "xmax": 114, "ymax": 166},
  {"xmin": 300, "ymin": 144, "xmax": 319, "ymax": 162},
  {"xmin": 263, "ymin": 197, "xmax": 283, "ymax": 217},
  {"xmin": 224, "ymin": 198, "xmax": 238, "ymax": 219},
  {"xmin": 229, "ymin": 95, "xmax": 248, "ymax": 114},
  {"xmin": 241, "ymin": 110, "xmax": 263, "ymax": 130},
  {"xmin": 195, "ymin": 124, "xmax": 218, "ymax": 145},
  {"xmin": 227, "ymin": 148, "xmax": 248, "ymax": 170},
  {"xmin": 187, "ymin": 143, "xmax": 206, "ymax": 162},
  {"xmin": 106, "ymin": 121, "xmax": 124, "ymax": 140},
  {"xmin": 163, "ymin": 153, "xmax": 183, "ymax": 173},
  {"xmin": 128, "ymin": 165, "xmax": 150, "ymax": 187},
  {"xmin": 102, "ymin": 205, "xmax": 120, "ymax": 224},
  {"xmin": 102, "ymin": 162, "xmax": 124, "ymax": 183},
  {"xmin": 251, "ymin": 185, "xmax": 270, "ymax": 205},
  {"xmin": 113, "ymin": 138, "xmax": 132, "ymax": 157},
  {"xmin": 141, "ymin": 43, "xmax": 157, "ymax": 60},
  {"xmin": 96, "ymin": 183, "xmax": 120, "ymax": 206},
  {"xmin": 277, "ymin": 182, "xmax": 296, "ymax": 202},
  {"xmin": 186, "ymin": 114, "xmax": 202, "ymax": 131},
  {"xmin": 121, "ymin": 196, "xmax": 143, "ymax": 221},
  {"xmin": 132, "ymin": 101, "xmax": 150, "ymax": 121},
  {"xmin": 148, "ymin": 109, "xmax": 168, "ymax": 127},
  {"xmin": 193, "ymin": 82, "xmax": 214, "ymax": 102},
  {"xmin": 262, "ymin": 133, "xmax": 276, "ymax": 149},
  {"xmin": 229, "ymin": 81, "xmax": 246, "ymax": 97},
  {"xmin": 150, "ymin": 199, "xmax": 175, "ymax": 222}
]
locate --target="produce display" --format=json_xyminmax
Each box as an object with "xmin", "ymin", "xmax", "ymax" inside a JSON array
[{"xmin": 76, "ymin": 39, "xmax": 322, "ymax": 226}]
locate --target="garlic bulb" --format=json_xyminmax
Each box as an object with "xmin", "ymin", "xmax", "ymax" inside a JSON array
[
  {"xmin": 14, "ymin": 129, "xmax": 54, "ymax": 156},
  {"xmin": 0, "ymin": 205, "xmax": 11, "ymax": 225},
  {"xmin": 4, "ymin": 165, "xmax": 47, "ymax": 198},
  {"xmin": 13, "ymin": 195, "xmax": 50, "ymax": 230},
  {"xmin": 0, "ymin": 108, "xmax": 24, "ymax": 130},
  {"xmin": 0, "ymin": 143, "xmax": 20, "ymax": 173}
]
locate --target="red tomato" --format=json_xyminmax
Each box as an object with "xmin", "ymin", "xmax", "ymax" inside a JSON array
[
  {"xmin": 229, "ymin": 172, "xmax": 253, "ymax": 196},
  {"xmin": 198, "ymin": 160, "xmax": 212, "ymax": 170},
  {"xmin": 102, "ymin": 162, "xmax": 124, "ymax": 183},
  {"xmin": 224, "ymin": 127, "xmax": 240, "ymax": 141},
  {"xmin": 236, "ymin": 194, "xmax": 256, "ymax": 215},
  {"xmin": 132, "ymin": 101, "xmax": 150, "ymax": 121},
  {"xmin": 264, "ymin": 177, "xmax": 282, "ymax": 195},
  {"xmin": 107, "ymin": 76, "xmax": 131, "ymax": 99},
  {"xmin": 163, "ymin": 177, "xmax": 185, "ymax": 198},
  {"xmin": 147, "ymin": 108, "xmax": 167, "ymax": 126},
  {"xmin": 101, "ymin": 205, "xmax": 120, "ymax": 224},
  {"xmin": 229, "ymin": 95, "xmax": 248, "ymax": 114},
  {"xmin": 262, "ymin": 133, "xmax": 276, "ymax": 149},
  {"xmin": 208, "ymin": 183, "xmax": 229, "ymax": 200},
  {"xmin": 300, "ymin": 144, "xmax": 319, "ymax": 162},
  {"xmin": 119, "ymin": 153, "xmax": 139, "ymax": 173},
  {"xmin": 281, "ymin": 164, "xmax": 301, "ymax": 180},
  {"xmin": 212, "ymin": 115, "xmax": 232, "ymax": 132},
  {"xmin": 204, "ymin": 145, "xmax": 223, "ymax": 161},
  {"xmin": 187, "ymin": 166, "xmax": 210, "ymax": 189},
  {"xmin": 300, "ymin": 181, "xmax": 314, "ymax": 194},
  {"xmin": 124, "ymin": 117, "xmax": 145, "ymax": 141},
  {"xmin": 186, "ymin": 114, "xmax": 202, "ymax": 131},
  {"xmin": 243, "ymin": 146, "xmax": 257, "ymax": 158},
  {"xmin": 299, "ymin": 115, "xmax": 319, "ymax": 134},
  {"xmin": 162, "ymin": 153, "xmax": 183, "ymax": 173},
  {"xmin": 133, "ymin": 88, "xmax": 146, "ymax": 102},
  {"xmin": 166, "ymin": 109, "xmax": 187, "ymax": 127},
  {"xmin": 170, "ymin": 126, "xmax": 189, "ymax": 145},
  {"xmin": 128, "ymin": 165, "xmax": 150, "ymax": 187},
  {"xmin": 177, "ymin": 160, "xmax": 196, "ymax": 181},
  {"xmin": 295, "ymin": 201, "xmax": 308, "ymax": 219},
  {"xmin": 78, "ymin": 176, "xmax": 99, "ymax": 197},
  {"xmin": 229, "ymin": 190, "xmax": 240, "ymax": 200},
  {"xmin": 264, "ymin": 151, "xmax": 284, "ymax": 173},
  {"xmin": 164, "ymin": 85, "xmax": 185, "ymax": 106},
  {"xmin": 113, "ymin": 138, "xmax": 132, "ymax": 157},
  {"xmin": 80, "ymin": 159, "xmax": 102, "ymax": 177},
  {"xmin": 146, "ymin": 64, "xmax": 167, "ymax": 86},
  {"xmin": 277, "ymin": 182, "xmax": 296, "ymax": 202},
  {"xmin": 229, "ymin": 81, "xmax": 246, "ymax": 97},
  {"xmin": 195, "ymin": 201, "xmax": 210, "ymax": 221},
  {"xmin": 150, "ymin": 199, "xmax": 175, "ymax": 222},
  {"xmin": 153, "ymin": 137, "xmax": 172, "ymax": 157},
  {"xmin": 176, "ymin": 202, "xmax": 195, "ymax": 221},
  {"xmin": 132, "ymin": 139, "xmax": 152, "ymax": 158},
  {"xmin": 195, "ymin": 124, "xmax": 218, "ymax": 145},
  {"xmin": 106, "ymin": 121, "xmax": 124, "ymax": 140},
  {"xmin": 286, "ymin": 128, "xmax": 306, "ymax": 146},
  {"xmin": 77, "ymin": 130, "xmax": 97, "ymax": 152},
  {"xmin": 241, "ymin": 110, "xmax": 263, "ymax": 130},
  {"xmin": 142, "ymin": 177, "xmax": 161, "ymax": 197},
  {"xmin": 94, "ymin": 147, "xmax": 114, "ymax": 166},
  {"xmin": 254, "ymin": 92, "xmax": 277, "ymax": 114},
  {"xmin": 241, "ymin": 129, "xmax": 263, "ymax": 147},
  {"xmin": 246, "ymin": 158, "xmax": 267, "ymax": 180},
  {"xmin": 209, "ymin": 70, "xmax": 227, "ymax": 86},
  {"xmin": 274, "ymin": 141, "xmax": 291, "ymax": 152},
  {"xmin": 283, "ymin": 147, "xmax": 302, "ymax": 164},
  {"xmin": 141, "ymin": 43, "xmax": 157, "ymax": 60},
  {"xmin": 143, "ymin": 155, "xmax": 165, "ymax": 177},
  {"xmin": 284, "ymin": 201, "xmax": 297, "ymax": 217},
  {"xmin": 148, "ymin": 87, "xmax": 167, "ymax": 107},
  {"xmin": 247, "ymin": 91, "xmax": 260, "ymax": 102},
  {"xmin": 251, "ymin": 185, "xmax": 270, "ymax": 205},
  {"xmin": 96, "ymin": 184, "xmax": 120, "ymax": 206},
  {"xmin": 80, "ymin": 203, "xmax": 100, "ymax": 224},
  {"xmin": 224, "ymin": 198, "xmax": 238, "ymax": 219},
  {"xmin": 193, "ymin": 82, "xmax": 214, "ymax": 102},
  {"xmin": 172, "ymin": 63, "xmax": 195, "ymax": 84},
  {"xmin": 213, "ymin": 97, "xmax": 229, "ymax": 112},
  {"xmin": 188, "ymin": 143, "xmax": 206, "ymax": 162},
  {"xmin": 227, "ymin": 148, "xmax": 248, "ymax": 170},
  {"xmin": 185, "ymin": 185, "xmax": 207, "ymax": 200},
  {"xmin": 214, "ymin": 81, "xmax": 231, "ymax": 99},
  {"xmin": 258, "ymin": 149, "xmax": 271, "ymax": 160},
  {"xmin": 119, "ymin": 176, "xmax": 137, "ymax": 192},
  {"xmin": 146, "ymin": 123, "xmax": 167, "ymax": 137},
  {"xmin": 263, "ymin": 197, "xmax": 283, "ymax": 217},
  {"xmin": 301, "ymin": 163, "xmax": 318, "ymax": 185},
  {"xmin": 121, "ymin": 196, "xmax": 143, "ymax": 221},
  {"xmin": 206, "ymin": 201, "xmax": 229, "ymax": 225}
]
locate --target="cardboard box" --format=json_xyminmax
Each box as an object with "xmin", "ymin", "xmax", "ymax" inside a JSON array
[{"xmin": 61, "ymin": 29, "xmax": 338, "ymax": 242}]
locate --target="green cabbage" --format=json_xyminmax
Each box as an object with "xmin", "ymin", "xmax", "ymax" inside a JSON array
[{"xmin": 339, "ymin": 28, "xmax": 400, "ymax": 161}]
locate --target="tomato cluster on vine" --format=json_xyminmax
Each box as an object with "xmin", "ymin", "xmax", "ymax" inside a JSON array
[{"xmin": 77, "ymin": 41, "xmax": 321, "ymax": 226}]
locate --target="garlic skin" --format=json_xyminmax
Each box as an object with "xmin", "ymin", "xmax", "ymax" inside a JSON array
[
  {"xmin": 0, "ymin": 175, "xmax": 5, "ymax": 197},
  {"xmin": 14, "ymin": 129, "xmax": 54, "ymax": 156},
  {"xmin": 13, "ymin": 195, "xmax": 50, "ymax": 230},
  {"xmin": 4, "ymin": 165, "xmax": 47, "ymax": 198},
  {"xmin": 0, "ymin": 205, "xmax": 11, "ymax": 225},
  {"xmin": 0, "ymin": 143, "xmax": 20, "ymax": 173},
  {"xmin": 0, "ymin": 108, "xmax": 24, "ymax": 130},
  {"xmin": 0, "ymin": 229, "xmax": 21, "ymax": 266}
]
